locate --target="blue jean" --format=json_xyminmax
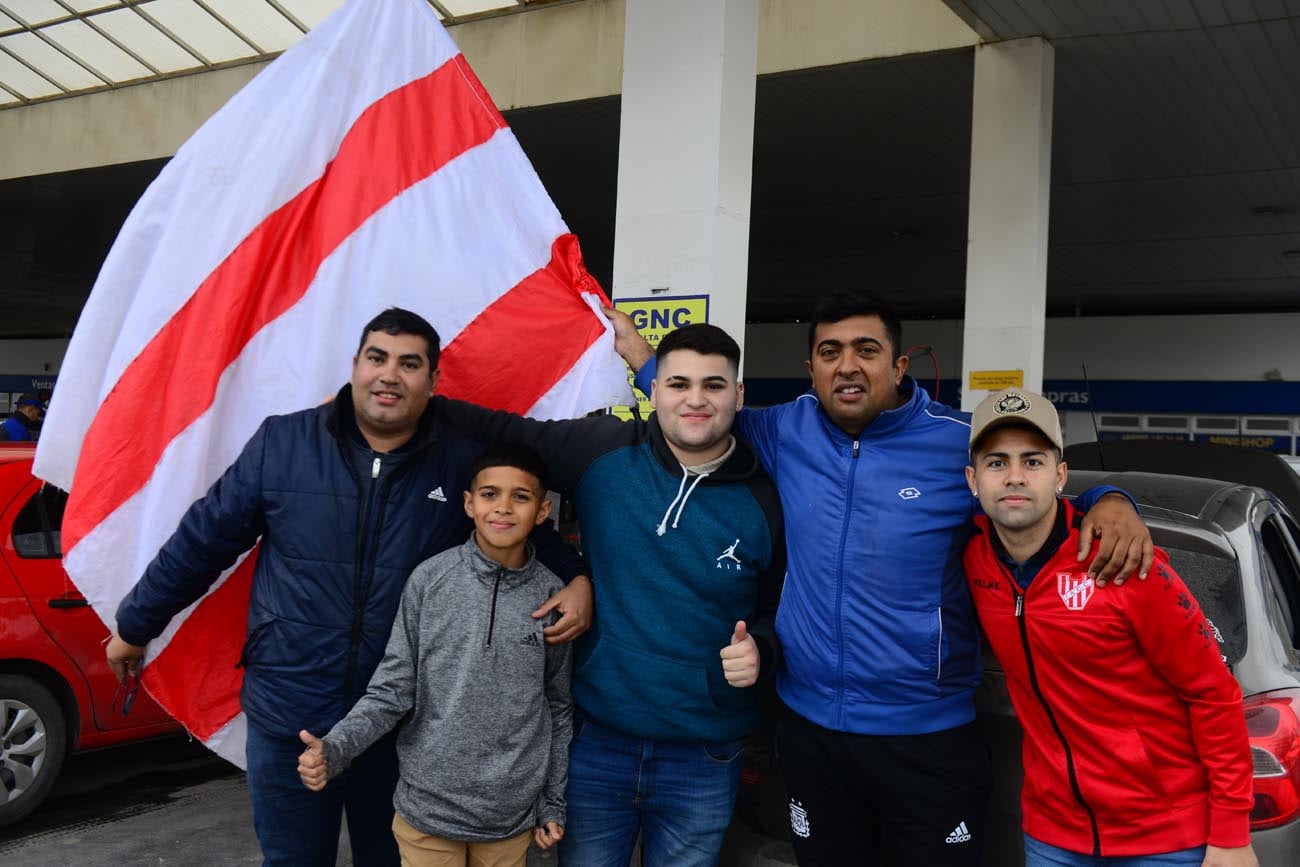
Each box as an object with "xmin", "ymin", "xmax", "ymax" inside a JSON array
[
  {"xmin": 559, "ymin": 716, "xmax": 746, "ymax": 867},
  {"xmin": 1024, "ymin": 834, "xmax": 1207, "ymax": 866},
  {"xmin": 245, "ymin": 723, "xmax": 400, "ymax": 867}
]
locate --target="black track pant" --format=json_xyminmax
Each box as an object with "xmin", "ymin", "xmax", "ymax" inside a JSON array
[{"xmin": 776, "ymin": 705, "xmax": 991, "ymax": 867}]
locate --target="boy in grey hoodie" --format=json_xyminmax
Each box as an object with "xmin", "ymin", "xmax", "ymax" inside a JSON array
[{"xmin": 296, "ymin": 443, "xmax": 572, "ymax": 866}]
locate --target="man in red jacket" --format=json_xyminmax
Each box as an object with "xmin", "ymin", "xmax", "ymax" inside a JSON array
[{"xmin": 962, "ymin": 387, "xmax": 1257, "ymax": 867}]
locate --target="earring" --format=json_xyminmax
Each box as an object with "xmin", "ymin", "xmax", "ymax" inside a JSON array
[
  {"xmin": 1056, "ymin": 487, "xmax": 1063, "ymax": 494},
  {"xmin": 971, "ymin": 489, "xmax": 978, "ymax": 498}
]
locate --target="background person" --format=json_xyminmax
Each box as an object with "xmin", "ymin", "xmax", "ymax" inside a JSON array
[
  {"xmin": 963, "ymin": 388, "xmax": 1256, "ymax": 867},
  {"xmin": 297, "ymin": 443, "xmax": 572, "ymax": 867},
  {"xmin": 0, "ymin": 394, "xmax": 43, "ymax": 441},
  {"xmin": 104, "ymin": 308, "xmax": 591, "ymax": 867}
]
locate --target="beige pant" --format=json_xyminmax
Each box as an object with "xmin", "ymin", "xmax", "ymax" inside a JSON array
[{"xmin": 391, "ymin": 813, "xmax": 531, "ymax": 867}]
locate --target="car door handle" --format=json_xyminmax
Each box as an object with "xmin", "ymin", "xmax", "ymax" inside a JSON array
[{"xmin": 48, "ymin": 597, "xmax": 89, "ymax": 609}]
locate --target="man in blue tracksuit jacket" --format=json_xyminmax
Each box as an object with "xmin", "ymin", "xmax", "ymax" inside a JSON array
[
  {"xmin": 104, "ymin": 308, "xmax": 590, "ymax": 867},
  {"xmin": 434, "ymin": 323, "xmax": 785, "ymax": 867},
  {"xmin": 1, "ymin": 394, "xmax": 42, "ymax": 440},
  {"xmin": 620, "ymin": 292, "xmax": 1152, "ymax": 866}
]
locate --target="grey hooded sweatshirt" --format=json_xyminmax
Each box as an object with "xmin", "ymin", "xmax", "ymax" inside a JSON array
[{"xmin": 320, "ymin": 535, "xmax": 572, "ymax": 841}]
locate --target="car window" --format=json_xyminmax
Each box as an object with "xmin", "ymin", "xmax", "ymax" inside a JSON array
[
  {"xmin": 1259, "ymin": 514, "xmax": 1300, "ymax": 651},
  {"xmin": 10, "ymin": 485, "xmax": 67, "ymax": 559},
  {"xmin": 1163, "ymin": 547, "xmax": 1245, "ymax": 666}
]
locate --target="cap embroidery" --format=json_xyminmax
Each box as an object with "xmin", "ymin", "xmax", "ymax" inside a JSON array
[{"xmin": 993, "ymin": 392, "xmax": 1030, "ymax": 415}]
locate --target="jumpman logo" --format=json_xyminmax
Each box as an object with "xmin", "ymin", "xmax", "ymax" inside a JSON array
[{"xmin": 716, "ymin": 539, "xmax": 741, "ymax": 565}]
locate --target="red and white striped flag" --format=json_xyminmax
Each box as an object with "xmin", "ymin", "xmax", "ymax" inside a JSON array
[{"xmin": 33, "ymin": 0, "xmax": 631, "ymax": 766}]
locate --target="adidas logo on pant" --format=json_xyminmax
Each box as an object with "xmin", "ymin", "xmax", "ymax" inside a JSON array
[{"xmin": 945, "ymin": 821, "xmax": 971, "ymax": 844}]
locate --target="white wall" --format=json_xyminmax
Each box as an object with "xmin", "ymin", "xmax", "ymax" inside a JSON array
[
  {"xmin": 742, "ymin": 313, "xmax": 1300, "ymax": 383},
  {"xmin": 0, "ymin": 339, "xmax": 68, "ymax": 375}
]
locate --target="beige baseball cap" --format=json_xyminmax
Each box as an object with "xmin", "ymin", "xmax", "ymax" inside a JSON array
[{"xmin": 969, "ymin": 388, "xmax": 1063, "ymax": 453}]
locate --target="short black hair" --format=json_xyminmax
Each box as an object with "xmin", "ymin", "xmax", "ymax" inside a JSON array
[
  {"xmin": 468, "ymin": 442, "xmax": 550, "ymax": 494},
  {"xmin": 655, "ymin": 323, "xmax": 741, "ymax": 372},
  {"xmin": 807, "ymin": 291, "xmax": 903, "ymax": 362},
  {"xmin": 356, "ymin": 308, "xmax": 441, "ymax": 368}
]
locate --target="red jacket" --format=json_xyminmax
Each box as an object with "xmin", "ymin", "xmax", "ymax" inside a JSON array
[{"xmin": 964, "ymin": 500, "xmax": 1252, "ymax": 856}]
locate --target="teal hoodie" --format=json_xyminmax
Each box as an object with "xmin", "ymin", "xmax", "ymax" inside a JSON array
[{"xmin": 433, "ymin": 398, "xmax": 785, "ymax": 743}]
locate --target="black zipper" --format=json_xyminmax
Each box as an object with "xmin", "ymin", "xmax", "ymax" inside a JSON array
[
  {"xmin": 485, "ymin": 568, "xmax": 504, "ymax": 647},
  {"xmin": 1010, "ymin": 579, "xmax": 1102, "ymax": 857},
  {"xmin": 343, "ymin": 452, "xmax": 422, "ymax": 706},
  {"xmin": 340, "ymin": 446, "xmax": 366, "ymax": 705}
]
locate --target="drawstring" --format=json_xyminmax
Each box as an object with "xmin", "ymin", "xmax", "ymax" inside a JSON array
[{"xmin": 656, "ymin": 466, "xmax": 710, "ymax": 536}]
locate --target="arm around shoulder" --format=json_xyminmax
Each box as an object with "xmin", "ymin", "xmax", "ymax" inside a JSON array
[
  {"xmin": 433, "ymin": 396, "xmax": 631, "ymax": 495},
  {"xmin": 1074, "ymin": 487, "xmax": 1154, "ymax": 585}
]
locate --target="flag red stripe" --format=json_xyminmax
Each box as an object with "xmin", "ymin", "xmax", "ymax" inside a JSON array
[
  {"xmin": 437, "ymin": 233, "xmax": 612, "ymax": 413},
  {"xmin": 142, "ymin": 556, "xmax": 256, "ymax": 739},
  {"xmin": 64, "ymin": 54, "xmax": 506, "ymax": 553}
]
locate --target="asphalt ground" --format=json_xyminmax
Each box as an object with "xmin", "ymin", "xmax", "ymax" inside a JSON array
[
  {"xmin": 0, "ymin": 735, "xmax": 792, "ymax": 866},
  {"xmin": 0, "ymin": 736, "xmax": 267, "ymax": 866}
]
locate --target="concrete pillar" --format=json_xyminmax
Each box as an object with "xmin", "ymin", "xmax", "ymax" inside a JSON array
[
  {"xmin": 960, "ymin": 36, "xmax": 1055, "ymax": 410},
  {"xmin": 611, "ymin": 0, "xmax": 759, "ymax": 370}
]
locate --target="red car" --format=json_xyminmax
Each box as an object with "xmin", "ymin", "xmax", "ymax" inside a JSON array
[{"xmin": 0, "ymin": 444, "xmax": 179, "ymax": 826}]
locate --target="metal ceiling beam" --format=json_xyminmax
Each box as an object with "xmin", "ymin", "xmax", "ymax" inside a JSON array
[
  {"xmin": 0, "ymin": 37, "xmax": 68, "ymax": 97},
  {"xmin": 50, "ymin": 0, "xmax": 162, "ymax": 77},
  {"xmin": 0, "ymin": 73, "xmax": 28, "ymax": 103},
  {"xmin": 190, "ymin": 0, "xmax": 265, "ymax": 55},
  {"xmin": 263, "ymin": 0, "xmax": 308, "ymax": 34},
  {"xmin": 0, "ymin": 1, "xmax": 114, "ymax": 87},
  {"xmin": 122, "ymin": 0, "xmax": 212, "ymax": 69}
]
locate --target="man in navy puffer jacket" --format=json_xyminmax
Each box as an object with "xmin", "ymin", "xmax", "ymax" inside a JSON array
[
  {"xmin": 104, "ymin": 308, "xmax": 590, "ymax": 867},
  {"xmin": 618, "ymin": 292, "xmax": 1152, "ymax": 867}
]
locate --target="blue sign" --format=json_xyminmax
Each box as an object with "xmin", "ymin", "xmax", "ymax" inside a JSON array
[
  {"xmin": 1191, "ymin": 433, "xmax": 1294, "ymax": 454},
  {"xmin": 0, "ymin": 375, "xmax": 56, "ymax": 393}
]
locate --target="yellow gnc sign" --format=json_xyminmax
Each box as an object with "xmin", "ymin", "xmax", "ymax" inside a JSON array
[{"xmin": 611, "ymin": 295, "xmax": 710, "ymax": 420}]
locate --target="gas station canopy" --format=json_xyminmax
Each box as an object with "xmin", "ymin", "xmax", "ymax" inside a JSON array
[{"xmin": 0, "ymin": 0, "xmax": 532, "ymax": 107}]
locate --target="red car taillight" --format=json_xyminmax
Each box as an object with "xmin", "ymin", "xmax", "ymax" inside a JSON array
[{"xmin": 1244, "ymin": 688, "xmax": 1300, "ymax": 830}]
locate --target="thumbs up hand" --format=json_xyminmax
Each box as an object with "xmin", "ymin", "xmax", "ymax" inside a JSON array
[
  {"xmin": 297, "ymin": 730, "xmax": 329, "ymax": 791},
  {"xmin": 720, "ymin": 620, "xmax": 759, "ymax": 688}
]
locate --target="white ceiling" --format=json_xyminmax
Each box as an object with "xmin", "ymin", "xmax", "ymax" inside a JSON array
[{"xmin": 0, "ymin": 0, "xmax": 531, "ymax": 107}]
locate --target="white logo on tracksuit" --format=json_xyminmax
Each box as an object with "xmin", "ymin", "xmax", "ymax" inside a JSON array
[{"xmin": 789, "ymin": 799, "xmax": 811, "ymax": 838}]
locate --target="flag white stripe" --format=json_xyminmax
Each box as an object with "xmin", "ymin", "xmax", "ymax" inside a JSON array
[{"xmin": 203, "ymin": 713, "xmax": 247, "ymax": 769}]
